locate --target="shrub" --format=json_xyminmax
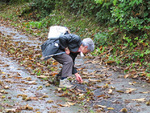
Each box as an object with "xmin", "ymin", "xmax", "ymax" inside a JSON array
[
  {"xmin": 7, "ymin": 0, "xmax": 29, "ymax": 4},
  {"xmin": 30, "ymin": 0, "xmax": 56, "ymax": 19},
  {"xmin": 55, "ymin": 0, "xmax": 101, "ymax": 16}
]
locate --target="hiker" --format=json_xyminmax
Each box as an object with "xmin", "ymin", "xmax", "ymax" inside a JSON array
[{"xmin": 41, "ymin": 26, "xmax": 94, "ymax": 88}]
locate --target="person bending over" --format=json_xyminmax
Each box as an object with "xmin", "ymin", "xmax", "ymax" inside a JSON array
[{"xmin": 52, "ymin": 34, "xmax": 95, "ymax": 88}]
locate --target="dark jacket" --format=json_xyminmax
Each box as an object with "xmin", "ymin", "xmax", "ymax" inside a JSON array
[
  {"xmin": 41, "ymin": 34, "xmax": 82, "ymax": 74},
  {"xmin": 41, "ymin": 38, "xmax": 60, "ymax": 60},
  {"xmin": 59, "ymin": 34, "xmax": 82, "ymax": 52},
  {"xmin": 60, "ymin": 34, "xmax": 82, "ymax": 74},
  {"xmin": 41, "ymin": 34, "xmax": 82, "ymax": 59}
]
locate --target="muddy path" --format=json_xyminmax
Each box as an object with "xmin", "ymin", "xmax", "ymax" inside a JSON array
[
  {"xmin": 0, "ymin": 24, "xmax": 150, "ymax": 113},
  {"xmin": 0, "ymin": 51, "xmax": 82, "ymax": 113},
  {"xmin": 0, "ymin": 26, "xmax": 83, "ymax": 112}
]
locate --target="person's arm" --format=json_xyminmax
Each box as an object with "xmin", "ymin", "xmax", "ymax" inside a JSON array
[
  {"xmin": 65, "ymin": 47, "xmax": 70, "ymax": 55},
  {"xmin": 59, "ymin": 34, "xmax": 81, "ymax": 50},
  {"xmin": 69, "ymin": 53, "xmax": 83, "ymax": 83},
  {"xmin": 75, "ymin": 73, "xmax": 83, "ymax": 83}
]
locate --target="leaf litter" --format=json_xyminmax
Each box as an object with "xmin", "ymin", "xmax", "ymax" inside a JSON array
[{"xmin": 0, "ymin": 20, "xmax": 150, "ymax": 113}]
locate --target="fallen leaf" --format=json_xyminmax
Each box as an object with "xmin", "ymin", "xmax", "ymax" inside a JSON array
[
  {"xmin": 25, "ymin": 77, "xmax": 32, "ymax": 81},
  {"xmin": 4, "ymin": 86, "xmax": 9, "ymax": 89},
  {"xmin": 52, "ymin": 105, "xmax": 58, "ymax": 108},
  {"xmin": 120, "ymin": 108, "xmax": 128, "ymax": 113},
  {"xmin": 116, "ymin": 90, "xmax": 124, "ymax": 93},
  {"xmin": 103, "ymin": 84, "xmax": 109, "ymax": 89},
  {"xmin": 58, "ymin": 102, "xmax": 75, "ymax": 107},
  {"xmin": 82, "ymin": 71, "xmax": 89, "ymax": 75},
  {"xmin": 45, "ymin": 83, "xmax": 50, "ymax": 87},
  {"xmin": 129, "ymin": 82, "xmax": 136, "ymax": 85},
  {"xmin": 124, "ymin": 74, "xmax": 129, "ymax": 78},
  {"xmin": 37, "ymin": 75, "xmax": 48, "ymax": 79},
  {"xmin": 89, "ymin": 78, "xmax": 101, "ymax": 82},
  {"xmin": 5, "ymin": 109, "xmax": 17, "ymax": 113},
  {"xmin": 26, "ymin": 81, "xmax": 37, "ymax": 85},
  {"xmin": 37, "ymin": 86, "xmax": 43, "ymax": 90},
  {"xmin": 42, "ymin": 95, "xmax": 48, "ymax": 98},
  {"xmin": 14, "ymin": 76, "xmax": 22, "ymax": 79},
  {"xmin": 105, "ymin": 60, "xmax": 116, "ymax": 64},
  {"xmin": 57, "ymin": 104, "xmax": 65, "ymax": 107},
  {"xmin": 79, "ymin": 94, "xmax": 84, "ymax": 98},
  {"xmin": 25, "ymin": 97, "xmax": 32, "ymax": 101},
  {"xmin": 140, "ymin": 91, "xmax": 149, "ymax": 94},
  {"xmin": 97, "ymin": 105, "xmax": 107, "ymax": 108},
  {"xmin": 145, "ymin": 100, "xmax": 150, "ymax": 106},
  {"xmin": 97, "ymin": 94, "xmax": 105, "ymax": 98},
  {"xmin": 2, "ymin": 72, "xmax": 6, "ymax": 74},
  {"xmin": 0, "ymin": 80, "xmax": 3, "ymax": 85},
  {"xmin": 107, "ymin": 107, "xmax": 114, "ymax": 110},
  {"xmin": 17, "ymin": 94, "xmax": 27, "ymax": 98},
  {"xmin": 1, "ymin": 95, "xmax": 6, "ymax": 99},
  {"xmin": 47, "ymin": 100, "xmax": 54, "ymax": 103},
  {"xmin": 108, "ymin": 89, "xmax": 113, "ymax": 94},
  {"xmin": 125, "ymin": 88, "xmax": 136, "ymax": 93},
  {"xmin": 132, "ymin": 98, "xmax": 146, "ymax": 102},
  {"xmin": 65, "ymin": 102, "xmax": 75, "ymax": 106},
  {"xmin": 24, "ymin": 104, "xmax": 33, "ymax": 110}
]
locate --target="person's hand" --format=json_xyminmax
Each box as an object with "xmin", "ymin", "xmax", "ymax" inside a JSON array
[
  {"xmin": 65, "ymin": 47, "xmax": 70, "ymax": 55},
  {"xmin": 75, "ymin": 73, "xmax": 83, "ymax": 83}
]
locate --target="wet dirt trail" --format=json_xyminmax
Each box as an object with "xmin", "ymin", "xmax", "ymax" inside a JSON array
[
  {"xmin": 0, "ymin": 26, "xmax": 82, "ymax": 113},
  {"xmin": 0, "ymin": 51, "xmax": 82, "ymax": 113},
  {"xmin": 0, "ymin": 24, "xmax": 150, "ymax": 113}
]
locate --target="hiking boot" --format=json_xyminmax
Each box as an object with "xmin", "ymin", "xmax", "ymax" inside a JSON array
[{"xmin": 59, "ymin": 78, "xmax": 73, "ymax": 88}]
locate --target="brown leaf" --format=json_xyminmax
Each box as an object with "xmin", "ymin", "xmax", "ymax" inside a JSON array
[
  {"xmin": 25, "ymin": 77, "xmax": 32, "ymax": 81},
  {"xmin": 97, "ymin": 94, "xmax": 105, "ymax": 98},
  {"xmin": 5, "ymin": 109, "xmax": 17, "ymax": 113},
  {"xmin": 57, "ymin": 102, "xmax": 76, "ymax": 107},
  {"xmin": 89, "ymin": 79, "xmax": 101, "ymax": 82},
  {"xmin": 146, "ymin": 100, "xmax": 150, "ymax": 106},
  {"xmin": 124, "ymin": 74, "xmax": 129, "ymax": 79},
  {"xmin": 37, "ymin": 75, "xmax": 48, "ymax": 79},
  {"xmin": 14, "ymin": 76, "xmax": 22, "ymax": 79},
  {"xmin": 116, "ymin": 90, "xmax": 124, "ymax": 93},
  {"xmin": 120, "ymin": 108, "xmax": 128, "ymax": 113},
  {"xmin": 4, "ymin": 85, "xmax": 9, "ymax": 89},
  {"xmin": 105, "ymin": 60, "xmax": 116, "ymax": 64},
  {"xmin": 47, "ymin": 100, "xmax": 54, "ymax": 103},
  {"xmin": 52, "ymin": 105, "xmax": 58, "ymax": 108},
  {"xmin": 107, "ymin": 107, "xmax": 114, "ymax": 110},
  {"xmin": 26, "ymin": 81, "xmax": 37, "ymax": 85},
  {"xmin": 24, "ymin": 104, "xmax": 33, "ymax": 110},
  {"xmin": 42, "ymin": 95, "xmax": 49, "ymax": 98},
  {"xmin": 96, "ymin": 105, "xmax": 107, "ymax": 108},
  {"xmin": 132, "ymin": 98, "xmax": 146, "ymax": 102},
  {"xmin": 125, "ymin": 88, "xmax": 136, "ymax": 93},
  {"xmin": 108, "ymin": 89, "xmax": 113, "ymax": 94}
]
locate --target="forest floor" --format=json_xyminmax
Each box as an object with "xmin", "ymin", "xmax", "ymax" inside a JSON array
[{"xmin": 0, "ymin": 19, "xmax": 150, "ymax": 113}]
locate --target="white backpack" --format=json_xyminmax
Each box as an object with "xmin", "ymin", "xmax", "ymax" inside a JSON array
[{"xmin": 48, "ymin": 26, "xmax": 69, "ymax": 39}]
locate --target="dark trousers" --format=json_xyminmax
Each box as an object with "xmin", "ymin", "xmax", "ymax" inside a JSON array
[{"xmin": 53, "ymin": 53, "xmax": 73, "ymax": 78}]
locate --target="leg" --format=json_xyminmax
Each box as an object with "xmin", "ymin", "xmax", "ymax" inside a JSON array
[{"xmin": 53, "ymin": 53, "xmax": 73, "ymax": 78}]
